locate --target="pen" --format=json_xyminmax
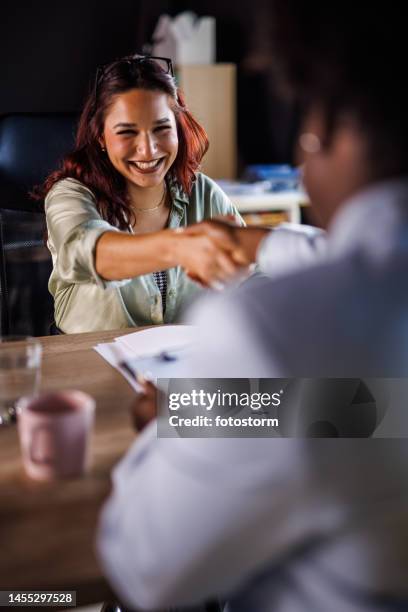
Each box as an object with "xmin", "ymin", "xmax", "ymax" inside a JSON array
[
  {"xmin": 119, "ymin": 360, "xmax": 145, "ymax": 392},
  {"xmin": 155, "ymin": 344, "xmax": 192, "ymax": 362}
]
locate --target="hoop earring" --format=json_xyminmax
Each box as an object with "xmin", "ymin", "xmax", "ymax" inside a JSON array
[{"xmin": 299, "ymin": 132, "xmax": 321, "ymax": 154}]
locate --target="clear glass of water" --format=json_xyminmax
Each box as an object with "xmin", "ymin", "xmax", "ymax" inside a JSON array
[{"xmin": 0, "ymin": 336, "xmax": 42, "ymax": 426}]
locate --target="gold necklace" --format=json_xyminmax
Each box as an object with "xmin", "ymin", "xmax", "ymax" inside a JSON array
[{"xmin": 133, "ymin": 184, "xmax": 167, "ymax": 213}]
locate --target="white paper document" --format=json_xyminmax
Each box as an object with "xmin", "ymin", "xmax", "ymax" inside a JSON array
[
  {"xmin": 115, "ymin": 325, "xmax": 196, "ymax": 356},
  {"xmin": 94, "ymin": 325, "xmax": 197, "ymax": 392}
]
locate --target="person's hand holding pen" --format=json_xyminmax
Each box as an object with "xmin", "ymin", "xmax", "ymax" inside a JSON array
[{"xmin": 129, "ymin": 375, "xmax": 158, "ymax": 432}]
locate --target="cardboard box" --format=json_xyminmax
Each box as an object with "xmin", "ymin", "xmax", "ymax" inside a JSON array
[{"xmin": 177, "ymin": 64, "xmax": 237, "ymax": 180}]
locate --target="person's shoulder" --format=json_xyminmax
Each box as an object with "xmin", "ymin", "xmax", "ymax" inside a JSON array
[
  {"xmin": 192, "ymin": 172, "xmax": 224, "ymax": 197},
  {"xmin": 46, "ymin": 177, "xmax": 96, "ymax": 203},
  {"xmin": 190, "ymin": 172, "xmax": 235, "ymax": 215}
]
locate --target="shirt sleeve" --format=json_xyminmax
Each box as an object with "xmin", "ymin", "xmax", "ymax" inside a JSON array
[
  {"xmin": 256, "ymin": 223, "xmax": 327, "ymax": 278},
  {"xmin": 196, "ymin": 173, "xmax": 245, "ymax": 226},
  {"xmin": 211, "ymin": 183, "xmax": 245, "ymax": 226},
  {"xmin": 45, "ymin": 178, "xmax": 130, "ymax": 289}
]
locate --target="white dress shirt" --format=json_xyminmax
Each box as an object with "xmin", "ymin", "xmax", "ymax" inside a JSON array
[{"xmin": 97, "ymin": 179, "xmax": 408, "ymax": 611}]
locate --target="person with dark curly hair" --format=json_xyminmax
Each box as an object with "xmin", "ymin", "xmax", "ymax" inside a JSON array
[
  {"xmin": 37, "ymin": 55, "xmax": 245, "ymax": 333},
  {"xmin": 97, "ymin": 4, "xmax": 408, "ymax": 611}
]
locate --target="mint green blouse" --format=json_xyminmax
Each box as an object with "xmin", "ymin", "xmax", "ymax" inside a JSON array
[{"xmin": 45, "ymin": 173, "xmax": 242, "ymax": 333}]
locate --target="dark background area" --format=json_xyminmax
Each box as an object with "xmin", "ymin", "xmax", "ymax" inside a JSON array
[{"xmin": 0, "ymin": 0, "xmax": 296, "ymax": 167}]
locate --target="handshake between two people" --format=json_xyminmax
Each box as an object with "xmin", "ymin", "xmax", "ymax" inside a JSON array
[
  {"xmin": 96, "ymin": 217, "xmax": 269, "ymax": 288},
  {"xmin": 176, "ymin": 218, "xmax": 269, "ymax": 289}
]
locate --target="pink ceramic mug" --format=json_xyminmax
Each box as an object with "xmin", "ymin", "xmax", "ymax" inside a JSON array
[{"xmin": 17, "ymin": 390, "xmax": 95, "ymax": 480}]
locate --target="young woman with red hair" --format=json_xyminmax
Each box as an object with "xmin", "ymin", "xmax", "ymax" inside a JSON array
[{"xmin": 40, "ymin": 55, "xmax": 243, "ymax": 333}]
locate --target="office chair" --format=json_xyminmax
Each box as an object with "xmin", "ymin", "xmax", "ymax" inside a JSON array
[{"xmin": 0, "ymin": 113, "xmax": 78, "ymax": 336}]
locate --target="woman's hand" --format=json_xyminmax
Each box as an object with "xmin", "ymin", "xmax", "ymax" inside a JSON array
[
  {"xmin": 173, "ymin": 227, "xmax": 245, "ymax": 288},
  {"xmin": 183, "ymin": 219, "xmax": 248, "ymax": 264},
  {"xmin": 182, "ymin": 219, "xmax": 270, "ymax": 268}
]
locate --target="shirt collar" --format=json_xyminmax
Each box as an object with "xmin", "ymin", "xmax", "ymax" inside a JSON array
[
  {"xmin": 328, "ymin": 177, "xmax": 408, "ymax": 258},
  {"xmin": 167, "ymin": 175, "xmax": 190, "ymax": 207}
]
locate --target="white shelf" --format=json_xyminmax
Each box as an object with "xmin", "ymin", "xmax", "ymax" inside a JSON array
[{"xmin": 228, "ymin": 190, "xmax": 308, "ymax": 224}]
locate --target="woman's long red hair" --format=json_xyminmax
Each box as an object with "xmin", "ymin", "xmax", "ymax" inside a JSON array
[{"xmin": 33, "ymin": 58, "xmax": 209, "ymax": 230}]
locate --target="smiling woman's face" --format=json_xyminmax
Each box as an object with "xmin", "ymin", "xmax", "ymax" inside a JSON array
[{"xmin": 101, "ymin": 88, "xmax": 179, "ymax": 190}]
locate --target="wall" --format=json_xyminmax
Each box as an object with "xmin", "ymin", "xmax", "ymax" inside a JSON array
[{"xmin": 0, "ymin": 0, "xmax": 296, "ymax": 165}]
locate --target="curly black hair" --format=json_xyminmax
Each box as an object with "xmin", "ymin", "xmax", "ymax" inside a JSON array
[{"xmin": 269, "ymin": 1, "xmax": 408, "ymax": 177}]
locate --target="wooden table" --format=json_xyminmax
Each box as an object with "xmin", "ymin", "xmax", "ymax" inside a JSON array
[{"xmin": 0, "ymin": 329, "xmax": 138, "ymax": 607}]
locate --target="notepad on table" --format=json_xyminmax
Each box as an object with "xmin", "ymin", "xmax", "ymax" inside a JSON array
[{"xmin": 94, "ymin": 325, "xmax": 197, "ymax": 391}]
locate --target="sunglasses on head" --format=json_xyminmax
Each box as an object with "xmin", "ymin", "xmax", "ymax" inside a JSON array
[{"xmin": 93, "ymin": 55, "xmax": 174, "ymax": 103}]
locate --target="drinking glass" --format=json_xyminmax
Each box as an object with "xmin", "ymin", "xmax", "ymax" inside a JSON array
[{"xmin": 0, "ymin": 336, "xmax": 42, "ymax": 426}]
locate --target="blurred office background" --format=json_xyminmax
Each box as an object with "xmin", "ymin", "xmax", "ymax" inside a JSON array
[{"xmin": 0, "ymin": 0, "xmax": 296, "ymax": 165}]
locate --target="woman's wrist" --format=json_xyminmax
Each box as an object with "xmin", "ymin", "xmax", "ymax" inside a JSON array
[{"xmin": 161, "ymin": 229, "xmax": 186, "ymax": 268}]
